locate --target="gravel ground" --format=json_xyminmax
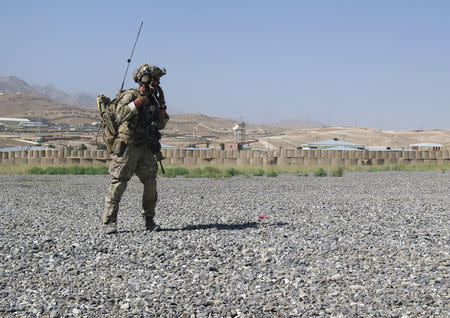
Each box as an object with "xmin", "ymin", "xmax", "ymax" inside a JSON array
[{"xmin": 0, "ymin": 171, "xmax": 449, "ymax": 317}]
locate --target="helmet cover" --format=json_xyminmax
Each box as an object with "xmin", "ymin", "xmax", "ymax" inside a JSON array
[{"xmin": 133, "ymin": 64, "xmax": 166, "ymax": 84}]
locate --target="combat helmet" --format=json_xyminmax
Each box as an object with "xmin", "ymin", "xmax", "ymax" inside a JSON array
[{"xmin": 133, "ymin": 64, "xmax": 166, "ymax": 85}]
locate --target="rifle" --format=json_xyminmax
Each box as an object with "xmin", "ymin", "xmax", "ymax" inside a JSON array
[
  {"xmin": 140, "ymin": 94, "xmax": 166, "ymax": 174},
  {"xmin": 147, "ymin": 123, "xmax": 165, "ymax": 175}
]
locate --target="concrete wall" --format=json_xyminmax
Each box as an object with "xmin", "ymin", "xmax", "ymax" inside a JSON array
[{"xmin": 1, "ymin": 148, "xmax": 449, "ymax": 166}]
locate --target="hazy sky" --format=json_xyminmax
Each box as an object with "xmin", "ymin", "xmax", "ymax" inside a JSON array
[{"xmin": 2, "ymin": 0, "xmax": 449, "ymax": 130}]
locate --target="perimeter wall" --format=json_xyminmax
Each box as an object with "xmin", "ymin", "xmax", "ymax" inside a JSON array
[{"xmin": 1, "ymin": 148, "xmax": 450, "ymax": 166}]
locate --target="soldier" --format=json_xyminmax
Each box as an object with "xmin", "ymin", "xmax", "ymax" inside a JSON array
[{"xmin": 103, "ymin": 64, "xmax": 169, "ymax": 234}]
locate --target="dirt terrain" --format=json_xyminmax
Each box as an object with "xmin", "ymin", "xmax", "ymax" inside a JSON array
[
  {"xmin": 259, "ymin": 126, "xmax": 450, "ymax": 149},
  {"xmin": 0, "ymin": 93, "xmax": 449, "ymax": 149},
  {"xmin": 0, "ymin": 94, "xmax": 98, "ymax": 125}
]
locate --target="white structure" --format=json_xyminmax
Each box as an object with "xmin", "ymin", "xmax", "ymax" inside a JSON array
[
  {"xmin": 17, "ymin": 122, "xmax": 47, "ymax": 128},
  {"xmin": 301, "ymin": 138, "xmax": 365, "ymax": 150},
  {"xmin": 0, "ymin": 117, "xmax": 30, "ymax": 123},
  {"xmin": 233, "ymin": 122, "xmax": 246, "ymax": 143}
]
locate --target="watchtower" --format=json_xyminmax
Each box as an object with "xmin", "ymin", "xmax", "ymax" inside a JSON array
[{"xmin": 233, "ymin": 122, "xmax": 246, "ymax": 143}]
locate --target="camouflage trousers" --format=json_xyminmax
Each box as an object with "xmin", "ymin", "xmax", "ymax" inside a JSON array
[{"xmin": 103, "ymin": 143, "xmax": 158, "ymax": 225}]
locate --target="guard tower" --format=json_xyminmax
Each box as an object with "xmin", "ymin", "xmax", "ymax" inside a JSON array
[{"xmin": 233, "ymin": 122, "xmax": 246, "ymax": 143}]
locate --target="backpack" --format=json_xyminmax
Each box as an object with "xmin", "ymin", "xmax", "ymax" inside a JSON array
[{"xmin": 96, "ymin": 90, "xmax": 130, "ymax": 153}]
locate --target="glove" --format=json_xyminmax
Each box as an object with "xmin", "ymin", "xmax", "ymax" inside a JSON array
[
  {"xmin": 134, "ymin": 95, "xmax": 149, "ymax": 108},
  {"xmin": 139, "ymin": 85, "xmax": 151, "ymax": 96},
  {"xmin": 134, "ymin": 85, "xmax": 151, "ymax": 108}
]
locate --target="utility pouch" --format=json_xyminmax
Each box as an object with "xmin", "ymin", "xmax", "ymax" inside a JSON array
[
  {"xmin": 112, "ymin": 138, "xmax": 127, "ymax": 157},
  {"xmin": 102, "ymin": 112, "xmax": 117, "ymax": 154},
  {"xmin": 105, "ymin": 135, "xmax": 115, "ymax": 154}
]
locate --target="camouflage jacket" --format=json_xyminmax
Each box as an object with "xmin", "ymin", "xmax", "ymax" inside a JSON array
[{"xmin": 114, "ymin": 87, "xmax": 169, "ymax": 143}]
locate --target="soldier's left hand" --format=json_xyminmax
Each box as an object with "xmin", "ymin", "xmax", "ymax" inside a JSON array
[{"xmin": 160, "ymin": 103, "xmax": 167, "ymax": 117}]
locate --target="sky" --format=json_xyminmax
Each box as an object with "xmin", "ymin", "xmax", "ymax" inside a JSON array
[{"xmin": 1, "ymin": 0, "xmax": 450, "ymax": 130}]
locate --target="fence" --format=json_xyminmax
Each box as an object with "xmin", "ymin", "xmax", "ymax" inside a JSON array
[{"xmin": 1, "ymin": 148, "xmax": 449, "ymax": 166}]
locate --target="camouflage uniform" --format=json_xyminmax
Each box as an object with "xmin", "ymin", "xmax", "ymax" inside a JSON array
[{"xmin": 103, "ymin": 86, "xmax": 169, "ymax": 228}]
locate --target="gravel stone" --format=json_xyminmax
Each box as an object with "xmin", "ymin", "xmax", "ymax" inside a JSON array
[{"xmin": 0, "ymin": 171, "xmax": 448, "ymax": 317}]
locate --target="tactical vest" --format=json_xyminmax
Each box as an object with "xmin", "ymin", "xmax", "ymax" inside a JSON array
[{"xmin": 97, "ymin": 87, "xmax": 168, "ymax": 153}]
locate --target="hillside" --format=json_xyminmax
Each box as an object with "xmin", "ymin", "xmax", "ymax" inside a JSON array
[
  {"xmin": 0, "ymin": 93, "xmax": 98, "ymax": 124},
  {"xmin": 0, "ymin": 92, "xmax": 448, "ymax": 149},
  {"xmin": 166, "ymin": 113, "xmax": 236, "ymax": 135},
  {"xmin": 260, "ymin": 126, "xmax": 450, "ymax": 148}
]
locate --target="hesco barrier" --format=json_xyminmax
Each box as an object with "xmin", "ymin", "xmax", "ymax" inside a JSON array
[{"xmin": 1, "ymin": 148, "xmax": 450, "ymax": 166}]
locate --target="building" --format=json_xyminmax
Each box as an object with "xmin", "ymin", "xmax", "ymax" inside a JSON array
[
  {"xmin": 161, "ymin": 143, "xmax": 177, "ymax": 149},
  {"xmin": 17, "ymin": 122, "xmax": 48, "ymax": 128},
  {"xmin": 225, "ymin": 142, "xmax": 241, "ymax": 150},
  {"xmin": 0, "ymin": 145, "xmax": 52, "ymax": 152},
  {"xmin": 0, "ymin": 117, "xmax": 30, "ymax": 124},
  {"xmin": 301, "ymin": 138, "xmax": 366, "ymax": 150},
  {"xmin": 365, "ymin": 146, "xmax": 407, "ymax": 151},
  {"xmin": 409, "ymin": 143, "xmax": 443, "ymax": 151}
]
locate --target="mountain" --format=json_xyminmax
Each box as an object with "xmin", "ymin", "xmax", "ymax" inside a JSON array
[
  {"xmin": 0, "ymin": 76, "xmax": 96, "ymax": 107},
  {"xmin": 0, "ymin": 76, "xmax": 38, "ymax": 95}
]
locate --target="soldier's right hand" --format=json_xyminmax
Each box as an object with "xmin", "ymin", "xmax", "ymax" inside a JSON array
[
  {"xmin": 134, "ymin": 95, "xmax": 149, "ymax": 108},
  {"xmin": 139, "ymin": 85, "xmax": 151, "ymax": 97}
]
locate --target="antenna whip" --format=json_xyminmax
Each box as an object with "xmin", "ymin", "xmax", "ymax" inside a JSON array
[{"xmin": 119, "ymin": 21, "xmax": 143, "ymax": 92}]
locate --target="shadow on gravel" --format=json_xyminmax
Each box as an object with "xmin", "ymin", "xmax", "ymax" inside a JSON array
[
  {"xmin": 116, "ymin": 230, "xmax": 135, "ymax": 234},
  {"xmin": 160, "ymin": 221, "xmax": 288, "ymax": 232}
]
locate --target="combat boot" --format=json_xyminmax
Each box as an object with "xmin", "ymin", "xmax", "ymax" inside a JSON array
[
  {"xmin": 143, "ymin": 217, "xmax": 161, "ymax": 232},
  {"xmin": 104, "ymin": 222, "xmax": 117, "ymax": 235}
]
